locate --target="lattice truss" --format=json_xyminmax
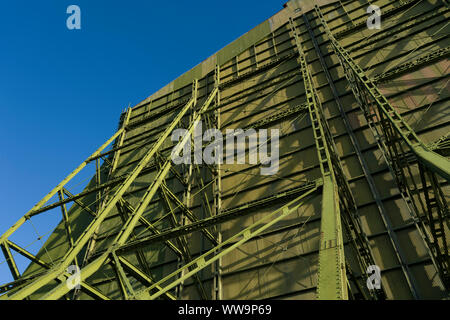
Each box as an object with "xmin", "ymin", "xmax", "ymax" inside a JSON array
[{"xmin": 0, "ymin": 0, "xmax": 448, "ymax": 300}]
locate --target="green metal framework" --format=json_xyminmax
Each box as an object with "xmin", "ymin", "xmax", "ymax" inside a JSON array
[
  {"xmin": 290, "ymin": 17, "xmax": 385, "ymax": 300},
  {"xmin": 315, "ymin": 4, "xmax": 450, "ymax": 289},
  {"xmin": 0, "ymin": 0, "xmax": 448, "ymax": 300}
]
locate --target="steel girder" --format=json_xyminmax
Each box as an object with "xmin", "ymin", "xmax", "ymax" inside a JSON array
[
  {"xmin": 302, "ymin": 13, "xmax": 420, "ymax": 299},
  {"xmin": 289, "ymin": 15, "xmax": 385, "ymax": 300},
  {"xmin": 288, "ymin": 16, "xmax": 346, "ymax": 300},
  {"xmin": 0, "ymin": 242, "xmax": 20, "ymax": 281},
  {"xmin": 212, "ymin": 65, "xmax": 223, "ymax": 300},
  {"xmin": 314, "ymin": 5, "xmax": 450, "ymax": 290}
]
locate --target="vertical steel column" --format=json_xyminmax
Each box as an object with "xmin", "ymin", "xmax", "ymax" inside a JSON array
[
  {"xmin": 419, "ymin": 163, "xmax": 450, "ymax": 287},
  {"xmin": 212, "ymin": 65, "xmax": 223, "ymax": 300},
  {"xmin": 176, "ymin": 79, "xmax": 198, "ymax": 299},
  {"xmin": 314, "ymin": 5, "xmax": 450, "ymax": 290},
  {"xmin": 289, "ymin": 17, "xmax": 347, "ymax": 300},
  {"xmin": 303, "ymin": 13, "xmax": 420, "ymax": 299}
]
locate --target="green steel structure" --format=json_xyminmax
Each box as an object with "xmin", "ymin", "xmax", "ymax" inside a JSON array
[{"xmin": 0, "ymin": 0, "xmax": 449, "ymax": 300}]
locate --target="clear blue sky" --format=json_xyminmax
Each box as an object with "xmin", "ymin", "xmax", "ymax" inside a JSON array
[{"xmin": 0, "ymin": 1, "xmax": 285, "ymax": 285}]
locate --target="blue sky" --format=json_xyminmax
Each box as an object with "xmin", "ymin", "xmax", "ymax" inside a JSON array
[{"xmin": 0, "ymin": 1, "xmax": 286, "ymax": 286}]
